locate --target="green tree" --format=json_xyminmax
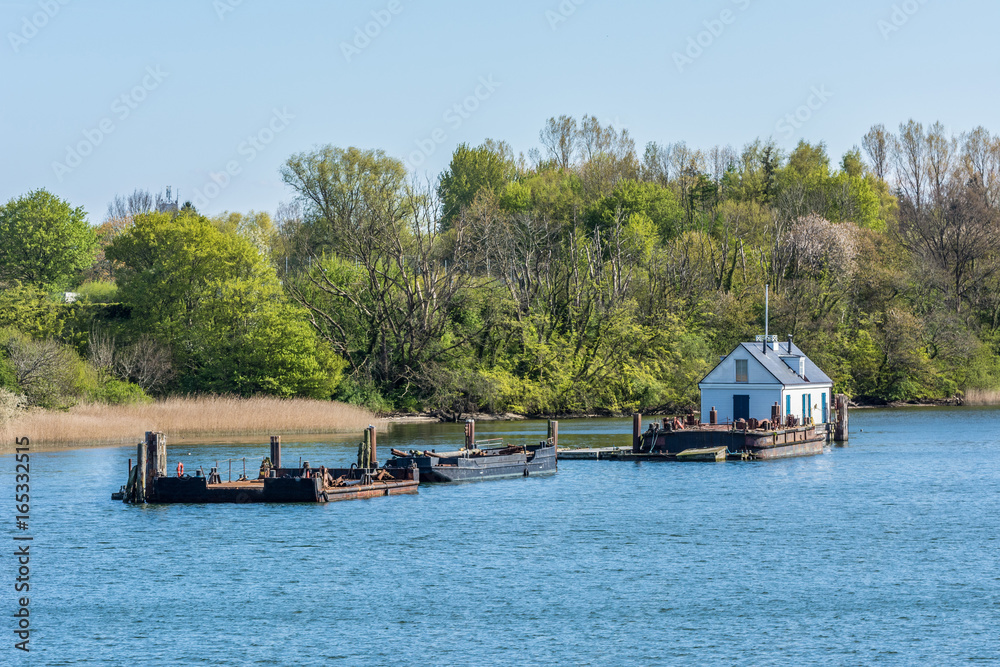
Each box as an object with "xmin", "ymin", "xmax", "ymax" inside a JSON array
[
  {"xmin": 106, "ymin": 211, "xmax": 343, "ymax": 398},
  {"xmin": 588, "ymin": 180, "xmax": 684, "ymax": 242},
  {"xmin": 281, "ymin": 146, "xmax": 408, "ymax": 256},
  {"xmin": 0, "ymin": 189, "xmax": 96, "ymax": 289},
  {"xmin": 438, "ymin": 141, "xmax": 517, "ymax": 225}
]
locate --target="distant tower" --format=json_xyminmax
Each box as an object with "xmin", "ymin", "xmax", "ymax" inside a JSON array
[{"xmin": 158, "ymin": 186, "xmax": 179, "ymax": 214}]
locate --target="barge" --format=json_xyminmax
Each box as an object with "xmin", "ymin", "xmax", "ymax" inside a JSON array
[
  {"xmin": 116, "ymin": 428, "xmax": 418, "ymax": 504},
  {"xmin": 561, "ymin": 332, "xmax": 849, "ymax": 462},
  {"xmin": 632, "ymin": 413, "xmax": 828, "ymax": 460},
  {"xmin": 385, "ymin": 419, "xmax": 558, "ymax": 483}
]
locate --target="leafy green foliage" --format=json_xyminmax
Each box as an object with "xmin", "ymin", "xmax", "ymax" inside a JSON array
[
  {"xmin": 0, "ymin": 189, "xmax": 96, "ymax": 289},
  {"xmin": 107, "ymin": 211, "xmax": 344, "ymax": 398},
  {"xmin": 75, "ymin": 280, "xmax": 119, "ymax": 304},
  {"xmin": 88, "ymin": 378, "xmax": 151, "ymax": 405},
  {"xmin": 7, "ymin": 116, "xmax": 1000, "ymax": 415},
  {"xmin": 438, "ymin": 141, "xmax": 517, "ymax": 225},
  {"xmin": 0, "ymin": 282, "xmax": 67, "ymax": 339}
]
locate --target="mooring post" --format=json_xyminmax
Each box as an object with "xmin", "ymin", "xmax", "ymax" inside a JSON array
[
  {"xmin": 361, "ymin": 427, "xmax": 372, "ymax": 469},
  {"xmin": 143, "ymin": 431, "xmax": 164, "ymax": 502},
  {"xmin": 465, "ymin": 419, "xmax": 475, "ymax": 450},
  {"xmin": 548, "ymin": 420, "xmax": 558, "ymax": 448},
  {"xmin": 136, "ymin": 441, "xmax": 147, "ymax": 502},
  {"xmin": 370, "ymin": 425, "xmax": 377, "ymax": 465},
  {"xmin": 834, "ymin": 394, "xmax": 849, "ymax": 442},
  {"xmin": 632, "ymin": 413, "xmax": 642, "ymax": 452},
  {"xmin": 270, "ymin": 435, "xmax": 282, "ymax": 469}
]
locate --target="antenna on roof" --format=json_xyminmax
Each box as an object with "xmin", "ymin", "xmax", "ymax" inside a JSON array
[{"xmin": 764, "ymin": 284, "xmax": 769, "ymax": 353}]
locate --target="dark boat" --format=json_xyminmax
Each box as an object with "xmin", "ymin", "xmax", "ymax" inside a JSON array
[{"xmin": 385, "ymin": 419, "xmax": 558, "ymax": 483}]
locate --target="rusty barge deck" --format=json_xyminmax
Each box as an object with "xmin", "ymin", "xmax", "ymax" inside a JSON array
[
  {"xmin": 149, "ymin": 466, "xmax": 419, "ymax": 503},
  {"xmin": 560, "ymin": 413, "xmax": 833, "ymax": 462},
  {"xmin": 116, "ymin": 427, "xmax": 419, "ymax": 504}
]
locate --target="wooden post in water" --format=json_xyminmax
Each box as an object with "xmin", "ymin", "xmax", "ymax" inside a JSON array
[
  {"xmin": 143, "ymin": 431, "xmax": 164, "ymax": 502},
  {"xmin": 465, "ymin": 419, "xmax": 475, "ymax": 450},
  {"xmin": 270, "ymin": 436, "xmax": 282, "ymax": 469},
  {"xmin": 136, "ymin": 440, "xmax": 147, "ymax": 502},
  {"xmin": 632, "ymin": 413, "xmax": 642, "ymax": 452},
  {"xmin": 834, "ymin": 394, "xmax": 849, "ymax": 442},
  {"xmin": 547, "ymin": 420, "xmax": 558, "ymax": 448},
  {"xmin": 359, "ymin": 428, "xmax": 373, "ymax": 469},
  {"xmin": 370, "ymin": 425, "xmax": 377, "ymax": 465}
]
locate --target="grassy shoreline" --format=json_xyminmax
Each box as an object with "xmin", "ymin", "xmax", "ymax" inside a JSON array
[{"xmin": 0, "ymin": 396, "xmax": 379, "ymax": 454}]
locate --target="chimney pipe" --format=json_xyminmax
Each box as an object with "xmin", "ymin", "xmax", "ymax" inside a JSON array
[{"xmin": 787, "ymin": 334, "xmax": 793, "ymax": 354}]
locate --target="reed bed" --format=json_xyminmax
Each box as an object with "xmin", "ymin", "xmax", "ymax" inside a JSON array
[
  {"xmin": 963, "ymin": 388, "xmax": 1000, "ymax": 406},
  {"xmin": 0, "ymin": 396, "xmax": 378, "ymax": 451}
]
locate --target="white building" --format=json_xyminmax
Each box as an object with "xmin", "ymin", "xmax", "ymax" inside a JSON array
[{"xmin": 698, "ymin": 339, "xmax": 834, "ymax": 425}]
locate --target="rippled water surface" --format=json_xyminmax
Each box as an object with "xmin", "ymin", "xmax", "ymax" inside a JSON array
[{"xmin": 3, "ymin": 408, "xmax": 999, "ymax": 665}]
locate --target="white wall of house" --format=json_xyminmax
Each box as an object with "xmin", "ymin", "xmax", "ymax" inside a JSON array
[
  {"xmin": 700, "ymin": 386, "xmax": 780, "ymax": 424},
  {"xmin": 780, "ymin": 386, "xmax": 833, "ymax": 424}
]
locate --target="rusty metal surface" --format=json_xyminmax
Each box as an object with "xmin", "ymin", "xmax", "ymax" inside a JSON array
[{"xmin": 145, "ymin": 464, "xmax": 419, "ymax": 504}]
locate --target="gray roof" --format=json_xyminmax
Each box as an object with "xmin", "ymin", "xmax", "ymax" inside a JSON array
[{"xmin": 701, "ymin": 341, "xmax": 833, "ymax": 387}]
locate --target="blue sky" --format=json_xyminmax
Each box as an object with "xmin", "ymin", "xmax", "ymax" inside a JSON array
[{"xmin": 1, "ymin": 0, "xmax": 995, "ymax": 222}]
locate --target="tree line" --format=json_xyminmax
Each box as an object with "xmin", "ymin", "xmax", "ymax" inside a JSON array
[{"xmin": 2, "ymin": 116, "xmax": 999, "ymax": 419}]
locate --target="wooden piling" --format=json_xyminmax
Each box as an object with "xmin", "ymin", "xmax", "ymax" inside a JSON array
[
  {"xmin": 359, "ymin": 427, "xmax": 375, "ymax": 469},
  {"xmin": 270, "ymin": 436, "xmax": 282, "ymax": 469},
  {"xmin": 140, "ymin": 431, "xmax": 165, "ymax": 502},
  {"xmin": 370, "ymin": 425, "xmax": 377, "ymax": 465},
  {"xmin": 834, "ymin": 394, "xmax": 849, "ymax": 442},
  {"xmin": 136, "ymin": 440, "xmax": 147, "ymax": 502},
  {"xmin": 465, "ymin": 419, "xmax": 476, "ymax": 450},
  {"xmin": 547, "ymin": 420, "xmax": 558, "ymax": 448},
  {"xmin": 632, "ymin": 413, "xmax": 642, "ymax": 452}
]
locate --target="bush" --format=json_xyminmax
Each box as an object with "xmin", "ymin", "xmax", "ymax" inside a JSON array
[
  {"xmin": 76, "ymin": 280, "xmax": 119, "ymax": 304},
  {"xmin": 0, "ymin": 353, "xmax": 18, "ymax": 393},
  {"xmin": 0, "ymin": 330, "xmax": 90, "ymax": 408},
  {"xmin": 88, "ymin": 378, "xmax": 151, "ymax": 405},
  {"xmin": 0, "ymin": 387, "xmax": 26, "ymax": 424}
]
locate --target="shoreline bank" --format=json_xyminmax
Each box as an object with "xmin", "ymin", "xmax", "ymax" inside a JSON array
[
  {"xmin": 0, "ymin": 396, "xmax": 377, "ymax": 454},
  {"xmin": 5, "ymin": 399, "xmax": 997, "ymax": 454}
]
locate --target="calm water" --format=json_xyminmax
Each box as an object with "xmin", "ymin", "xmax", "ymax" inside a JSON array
[{"xmin": 2, "ymin": 408, "xmax": 999, "ymax": 665}]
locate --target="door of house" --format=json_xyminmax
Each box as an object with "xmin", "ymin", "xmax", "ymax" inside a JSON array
[
  {"xmin": 733, "ymin": 395, "xmax": 750, "ymax": 422},
  {"xmin": 821, "ymin": 393, "xmax": 827, "ymax": 423}
]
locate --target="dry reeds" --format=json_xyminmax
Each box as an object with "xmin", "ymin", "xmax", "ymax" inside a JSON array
[
  {"xmin": 963, "ymin": 388, "xmax": 1000, "ymax": 406},
  {"xmin": 0, "ymin": 395, "xmax": 378, "ymax": 451}
]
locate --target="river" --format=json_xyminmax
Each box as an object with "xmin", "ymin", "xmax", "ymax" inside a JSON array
[{"xmin": 2, "ymin": 407, "xmax": 998, "ymax": 665}]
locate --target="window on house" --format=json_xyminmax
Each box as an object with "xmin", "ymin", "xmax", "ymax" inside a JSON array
[{"xmin": 735, "ymin": 359, "xmax": 748, "ymax": 383}]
